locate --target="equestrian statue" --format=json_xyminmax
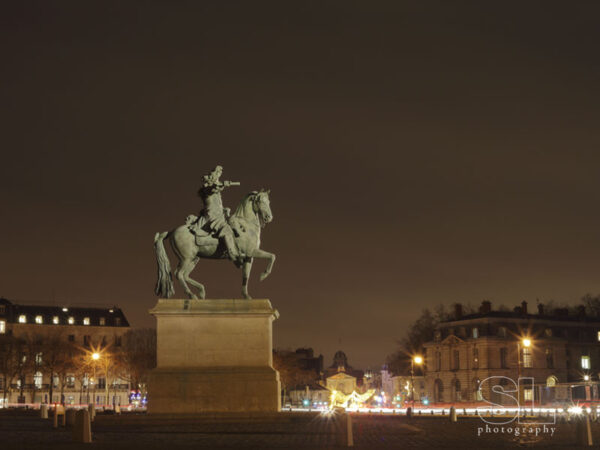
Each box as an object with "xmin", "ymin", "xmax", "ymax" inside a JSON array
[{"xmin": 154, "ymin": 165, "xmax": 275, "ymax": 299}]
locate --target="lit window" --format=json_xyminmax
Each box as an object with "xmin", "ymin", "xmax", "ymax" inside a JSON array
[
  {"xmin": 68, "ymin": 317, "xmax": 75, "ymax": 325},
  {"xmin": 34, "ymin": 371, "xmax": 43, "ymax": 389},
  {"xmin": 18, "ymin": 315, "xmax": 26, "ymax": 323},
  {"xmin": 62, "ymin": 307, "xmax": 68, "ymax": 312},
  {"xmin": 0, "ymin": 320, "xmax": 5, "ymax": 334},
  {"xmin": 523, "ymin": 388, "xmax": 533, "ymax": 401},
  {"xmin": 52, "ymin": 316, "xmax": 59, "ymax": 324},
  {"xmin": 582, "ymin": 356, "xmax": 591, "ymax": 369},
  {"xmin": 35, "ymin": 352, "xmax": 43, "ymax": 364},
  {"xmin": 83, "ymin": 317, "xmax": 90, "ymax": 326},
  {"xmin": 35, "ymin": 315, "xmax": 43, "ymax": 324},
  {"xmin": 472, "ymin": 328, "xmax": 479, "ymax": 339},
  {"xmin": 99, "ymin": 317, "xmax": 106, "ymax": 326},
  {"xmin": 597, "ymin": 331, "xmax": 600, "ymax": 342},
  {"xmin": 522, "ymin": 348, "xmax": 533, "ymax": 368}
]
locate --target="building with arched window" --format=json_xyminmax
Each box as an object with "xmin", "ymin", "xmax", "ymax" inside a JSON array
[{"xmin": 423, "ymin": 300, "xmax": 600, "ymax": 404}]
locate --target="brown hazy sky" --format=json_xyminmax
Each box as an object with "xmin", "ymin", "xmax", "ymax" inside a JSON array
[{"xmin": 1, "ymin": 1, "xmax": 600, "ymax": 369}]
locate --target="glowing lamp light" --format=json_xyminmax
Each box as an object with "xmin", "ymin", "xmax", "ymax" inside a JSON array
[
  {"xmin": 413, "ymin": 356, "xmax": 423, "ymax": 364},
  {"xmin": 92, "ymin": 352, "xmax": 100, "ymax": 361},
  {"xmin": 568, "ymin": 406, "xmax": 583, "ymax": 415},
  {"xmin": 522, "ymin": 338, "xmax": 531, "ymax": 348},
  {"xmin": 584, "ymin": 375, "xmax": 590, "ymax": 381}
]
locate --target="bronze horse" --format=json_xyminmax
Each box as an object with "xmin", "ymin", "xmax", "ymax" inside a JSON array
[{"xmin": 154, "ymin": 190, "xmax": 275, "ymax": 299}]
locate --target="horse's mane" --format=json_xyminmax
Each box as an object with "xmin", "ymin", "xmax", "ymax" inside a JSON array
[{"xmin": 232, "ymin": 192, "xmax": 258, "ymax": 218}]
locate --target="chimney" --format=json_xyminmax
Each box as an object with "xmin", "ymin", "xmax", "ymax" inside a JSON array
[
  {"xmin": 521, "ymin": 301, "xmax": 528, "ymax": 315},
  {"xmin": 479, "ymin": 300, "xmax": 492, "ymax": 314},
  {"xmin": 537, "ymin": 303, "xmax": 544, "ymax": 315},
  {"xmin": 454, "ymin": 303, "xmax": 463, "ymax": 320}
]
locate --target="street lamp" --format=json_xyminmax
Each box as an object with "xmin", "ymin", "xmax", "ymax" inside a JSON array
[
  {"xmin": 517, "ymin": 337, "xmax": 532, "ymax": 405},
  {"xmin": 411, "ymin": 355, "xmax": 423, "ymax": 410},
  {"xmin": 88, "ymin": 351, "xmax": 101, "ymax": 406}
]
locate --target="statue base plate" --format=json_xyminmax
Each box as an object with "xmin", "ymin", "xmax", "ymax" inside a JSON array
[{"xmin": 147, "ymin": 299, "xmax": 281, "ymax": 414}]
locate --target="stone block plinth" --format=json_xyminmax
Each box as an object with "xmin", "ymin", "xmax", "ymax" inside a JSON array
[{"xmin": 147, "ymin": 299, "xmax": 281, "ymax": 413}]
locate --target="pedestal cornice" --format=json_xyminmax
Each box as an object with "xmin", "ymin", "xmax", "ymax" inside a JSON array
[{"xmin": 150, "ymin": 298, "xmax": 279, "ymax": 319}]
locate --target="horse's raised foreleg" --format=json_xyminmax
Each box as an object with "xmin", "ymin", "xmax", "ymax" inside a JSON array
[
  {"xmin": 242, "ymin": 258, "xmax": 253, "ymax": 299},
  {"xmin": 250, "ymin": 248, "xmax": 276, "ymax": 282},
  {"xmin": 175, "ymin": 258, "xmax": 201, "ymax": 299}
]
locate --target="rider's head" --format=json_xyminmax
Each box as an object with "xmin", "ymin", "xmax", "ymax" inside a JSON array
[{"xmin": 206, "ymin": 166, "xmax": 223, "ymax": 183}]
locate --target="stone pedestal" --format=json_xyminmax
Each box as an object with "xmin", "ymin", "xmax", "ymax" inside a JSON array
[{"xmin": 148, "ymin": 299, "xmax": 281, "ymax": 413}]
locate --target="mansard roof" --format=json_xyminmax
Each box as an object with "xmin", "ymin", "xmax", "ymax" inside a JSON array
[{"xmin": 0, "ymin": 298, "xmax": 129, "ymax": 327}]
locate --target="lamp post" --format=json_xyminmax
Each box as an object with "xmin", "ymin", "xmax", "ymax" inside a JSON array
[
  {"xmin": 91, "ymin": 352, "xmax": 100, "ymax": 406},
  {"xmin": 411, "ymin": 355, "xmax": 423, "ymax": 410},
  {"xmin": 516, "ymin": 338, "xmax": 531, "ymax": 405}
]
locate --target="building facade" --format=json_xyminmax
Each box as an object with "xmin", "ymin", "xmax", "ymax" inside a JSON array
[
  {"xmin": 326, "ymin": 371, "xmax": 357, "ymax": 395},
  {"xmin": 0, "ymin": 298, "xmax": 131, "ymax": 407},
  {"xmin": 423, "ymin": 301, "xmax": 600, "ymax": 405}
]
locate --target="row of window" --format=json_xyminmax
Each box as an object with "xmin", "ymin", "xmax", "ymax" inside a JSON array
[
  {"xmin": 0, "ymin": 330, "xmax": 121, "ymax": 348},
  {"xmin": 2, "ymin": 374, "xmax": 118, "ymax": 390},
  {"xmin": 436, "ymin": 327, "xmax": 600, "ymax": 341},
  {"xmin": 433, "ymin": 377, "xmax": 542, "ymax": 403},
  {"xmin": 433, "ymin": 348, "xmax": 591, "ymax": 371},
  {"xmin": 12, "ymin": 315, "xmax": 119, "ymax": 326}
]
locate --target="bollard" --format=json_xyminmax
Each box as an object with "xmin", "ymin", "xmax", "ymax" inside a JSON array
[
  {"xmin": 40, "ymin": 404, "xmax": 48, "ymax": 419},
  {"xmin": 449, "ymin": 406, "xmax": 457, "ymax": 423},
  {"xmin": 576, "ymin": 413, "xmax": 593, "ymax": 446},
  {"xmin": 66, "ymin": 409, "xmax": 76, "ymax": 427},
  {"xmin": 463, "ymin": 408, "xmax": 467, "ymax": 416},
  {"xmin": 73, "ymin": 409, "xmax": 92, "ymax": 443},
  {"xmin": 88, "ymin": 404, "xmax": 95, "ymax": 422},
  {"xmin": 115, "ymin": 404, "xmax": 121, "ymax": 414},
  {"xmin": 53, "ymin": 407, "xmax": 59, "ymax": 429},
  {"xmin": 418, "ymin": 409, "xmax": 422, "ymax": 416},
  {"xmin": 431, "ymin": 409, "xmax": 434, "ymax": 415},
  {"xmin": 346, "ymin": 412, "xmax": 354, "ymax": 447},
  {"xmin": 53, "ymin": 405, "xmax": 65, "ymax": 428},
  {"xmin": 406, "ymin": 407, "xmax": 412, "ymax": 418}
]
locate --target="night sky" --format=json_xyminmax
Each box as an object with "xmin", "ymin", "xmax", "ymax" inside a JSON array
[{"xmin": 2, "ymin": 1, "xmax": 600, "ymax": 369}]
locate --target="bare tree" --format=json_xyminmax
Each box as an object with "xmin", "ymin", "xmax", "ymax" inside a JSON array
[
  {"xmin": 116, "ymin": 329, "xmax": 156, "ymax": 399},
  {"xmin": 0, "ymin": 334, "xmax": 21, "ymax": 404},
  {"xmin": 273, "ymin": 349, "xmax": 317, "ymax": 404},
  {"xmin": 22, "ymin": 333, "xmax": 45, "ymax": 403},
  {"xmin": 39, "ymin": 329, "xmax": 70, "ymax": 404}
]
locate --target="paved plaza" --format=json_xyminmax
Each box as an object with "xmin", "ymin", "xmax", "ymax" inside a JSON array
[{"xmin": 1, "ymin": 409, "xmax": 599, "ymax": 449}]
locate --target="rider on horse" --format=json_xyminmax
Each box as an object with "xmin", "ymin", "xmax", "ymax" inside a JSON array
[{"xmin": 194, "ymin": 165, "xmax": 244, "ymax": 265}]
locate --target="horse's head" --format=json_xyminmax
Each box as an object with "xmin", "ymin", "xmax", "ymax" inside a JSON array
[{"xmin": 252, "ymin": 189, "xmax": 273, "ymax": 226}]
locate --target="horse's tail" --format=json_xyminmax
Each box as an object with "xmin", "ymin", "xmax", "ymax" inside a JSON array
[{"xmin": 154, "ymin": 231, "xmax": 175, "ymax": 298}]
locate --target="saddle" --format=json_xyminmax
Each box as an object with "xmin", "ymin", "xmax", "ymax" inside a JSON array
[{"xmin": 186, "ymin": 213, "xmax": 245, "ymax": 246}]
